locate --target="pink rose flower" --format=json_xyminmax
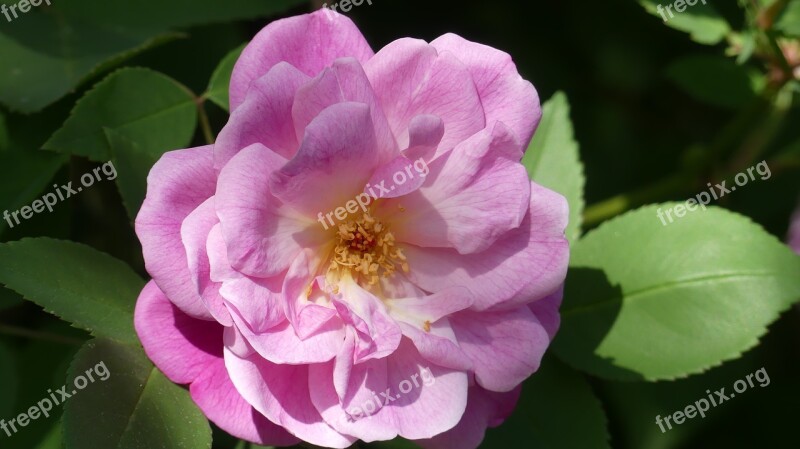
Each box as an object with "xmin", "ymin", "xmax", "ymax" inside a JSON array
[{"xmin": 134, "ymin": 10, "xmax": 569, "ymax": 449}]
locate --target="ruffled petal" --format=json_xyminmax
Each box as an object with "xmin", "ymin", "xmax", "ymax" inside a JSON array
[
  {"xmin": 134, "ymin": 281, "xmax": 298, "ymax": 446},
  {"xmin": 230, "ymin": 10, "xmax": 373, "ymax": 111},
  {"xmin": 136, "ymin": 146, "xmax": 216, "ymax": 319}
]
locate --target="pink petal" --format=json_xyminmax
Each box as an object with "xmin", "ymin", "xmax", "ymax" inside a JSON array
[
  {"xmin": 281, "ymin": 250, "xmax": 339, "ymax": 339},
  {"xmin": 230, "ymin": 10, "xmax": 373, "ymax": 111},
  {"xmin": 206, "ymin": 224, "xmax": 286, "ymax": 333},
  {"xmin": 404, "ymin": 114, "xmax": 444, "ymax": 162},
  {"xmin": 215, "ymin": 62, "xmax": 310, "ymax": 169},
  {"xmin": 134, "ymin": 281, "xmax": 298, "ymax": 446},
  {"xmin": 431, "ymin": 33, "xmax": 541, "ymax": 148},
  {"xmin": 527, "ymin": 286, "xmax": 563, "ymax": 340},
  {"xmin": 309, "ymin": 339, "xmax": 469, "ymax": 441},
  {"xmin": 334, "ymin": 278, "xmax": 402, "ymax": 362},
  {"xmin": 230, "ymin": 312, "xmax": 344, "ymax": 365},
  {"xmin": 216, "ymin": 143, "xmax": 326, "ymax": 277},
  {"xmin": 291, "ymin": 57, "xmax": 397, "ymax": 160},
  {"xmin": 308, "ymin": 358, "xmax": 397, "ymax": 442},
  {"xmin": 270, "ymin": 102, "xmax": 384, "ymax": 217},
  {"xmin": 404, "ymin": 181, "xmax": 569, "ymax": 311},
  {"xmin": 224, "ymin": 328, "xmax": 357, "ymax": 448},
  {"xmin": 415, "ymin": 386, "xmax": 521, "ymax": 449},
  {"xmin": 135, "ymin": 146, "xmax": 216, "ymax": 320},
  {"xmin": 181, "ymin": 197, "xmax": 232, "ymax": 326},
  {"xmin": 366, "ymin": 155, "xmax": 428, "ymax": 199},
  {"xmin": 788, "ymin": 203, "xmax": 800, "ymax": 254},
  {"xmin": 399, "ymin": 321, "xmax": 473, "ymax": 371},
  {"xmin": 384, "ymin": 287, "xmax": 473, "ymax": 328},
  {"xmin": 385, "ymin": 122, "xmax": 530, "ymax": 254},
  {"xmin": 364, "ymin": 38, "xmax": 485, "ymax": 156},
  {"xmin": 450, "ymin": 306, "xmax": 550, "ymax": 392}
]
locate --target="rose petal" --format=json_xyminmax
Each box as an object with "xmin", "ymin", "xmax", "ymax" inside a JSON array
[
  {"xmin": 230, "ymin": 10, "xmax": 373, "ymax": 111},
  {"xmin": 136, "ymin": 146, "xmax": 216, "ymax": 320},
  {"xmin": 134, "ymin": 281, "xmax": 298, "ymax": 446}
]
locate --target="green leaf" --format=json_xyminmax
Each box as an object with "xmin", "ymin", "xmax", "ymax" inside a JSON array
[
  {"xmin": 523, "ymin": 92, "xmax": 585, "ymax": 243},
  {"xmin": 0, "ymin": 238, "xmax": 144, "ymax": 343},
  {"xmin": 64, "ymin": 338, "xmax": 212, "ymax": 449},
  {"xmin": 666, "ymin": 55, "xmax": 760, "ymax": 109},
  {"xmin": 775, "ymin": 0, "xmax": 800, "ymax": 37},
  {"xmin": 205, "ymin": 44, "xmax": 246, "ymax": 112},
  {"xmin": 43, "ymin": 68, "xmax": 197, "ymax": 162},
  {"xmin": 9, "ymin": 337, "xmax": 79, "ymax": 449},
  {"xmin": 0, "ymin": 0, "xmax": 307, "ymax": 113},
  {"xmin": 553, "ymin": 205, "xmax": 800, "ymax": 381},
  {"xmin": 638, "ymin": 0, "xmax": 731, "ymax": 44},
  {"xmin": 0, "ymin": 341, "xmax": 17, "ymax": 417},
  {"xmin": 104, "ymin": 129, "xmax": 161, "ymax": 220},
  {"xmin": 0, "ymin": 149, "xmax": 67, "ymax": 235},
  {"xmin": 482, "ymin": 356, "xmax": 611, "ymax": 449}
]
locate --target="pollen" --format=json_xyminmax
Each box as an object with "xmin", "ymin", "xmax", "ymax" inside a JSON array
[{"xmin": 326, "ymin": 212, "xmax": 409, "ymax": 289}]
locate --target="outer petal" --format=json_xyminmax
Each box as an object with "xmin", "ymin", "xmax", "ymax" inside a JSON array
[
  {"xmin": 364, "ymin": 38, "xmax": 485, "ymax": 155},
  {"xmin": 136, "ymin": 146, "xmax": 215, "ymax": 320},
  {"xmin": 230, "ymin": 10, "xmax": 374, "ymax": 111},
  {"xmin": 309, "ymin": 338, "xmax": 469, "ymax": 441},
  {"xmin": 134, "ymin": 281, "xmax": 298, "ymax": 446},
  {"xmin": 431, "ymin": 33, "xmax": 541, "ymax": 148},
  {"xmin": 224, "ymin": 327, "xmax": 357, "ymax": 448},
  {"xmin": 215, "ymin": 62, "xmax": 310, "ymax": 169},
  {"xmin": 385, "ymin": 122, "xmax": 529, "ymax": 254},
  {"xmin": 449, "ymin": 306, "xmax": 550, "ymax": 392},
  {"xmin": 415, "ymin": 386, "xmax": 521, "ymax": 449},
  {"xmin": 405, "ymin": 182, "xmax": 569, "ymax": 310},
  {"xmin": 528, "ymin": 286, "xmax": 563, "ymax": 340}
]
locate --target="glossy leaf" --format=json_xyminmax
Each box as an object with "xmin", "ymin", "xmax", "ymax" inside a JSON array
[
  {"xmin": 523, "ymin": 91, "xmax": 585, "ymax": 243},
  {"xmin": 0, "ymin": 0, "xmax": 307, "ymax": 112},
  {"xmin": 205, "ymin": 44, "xmax": 246, "ymax": 112},
  {"xmin": 638, "ymin": 0, "xmax": 730, "ymax": 44},
  {"xmin": 0, "ymin": 238, "xmax": 144, "ymax": 343},
  {"xmin": 64, "ymin": 338, "xmax": 212, "ymax": 449},
  {"xmin": 554, "ymin": 205, "xmax": 800, "ymax": 380},
  {"xmin": 43, "ymin": 68, "xmax": 197, "ymax": 162}
]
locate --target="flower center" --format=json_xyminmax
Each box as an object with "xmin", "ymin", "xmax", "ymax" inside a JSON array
[{"xmin": 325, "ymin": 212, "xmax": 409, "ymax": 290}]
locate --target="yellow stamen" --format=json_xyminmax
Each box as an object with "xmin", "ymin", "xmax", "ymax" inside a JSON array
[{"xmin": 326, "ymin": 212, "xmax": 408, "ymax": 290}]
